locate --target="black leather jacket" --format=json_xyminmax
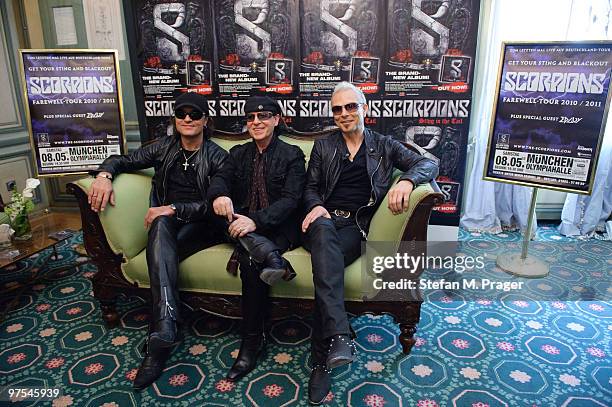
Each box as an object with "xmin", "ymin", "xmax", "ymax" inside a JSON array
[
  {"xmin": 207, "ymin": 135, "xmax": 306, "ymax": 245},
  {"xmin": 304, "ymin": 129, "xmax": 439, "ymax": 237},
  {"xmin": 93, "ymin": 135, "xmax": 228, "ymax": 222}
]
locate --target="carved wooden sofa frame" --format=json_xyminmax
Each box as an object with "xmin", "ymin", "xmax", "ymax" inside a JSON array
[{"xmin": 67, "ymin": 129, "xmax": 443, "ymax": 354}]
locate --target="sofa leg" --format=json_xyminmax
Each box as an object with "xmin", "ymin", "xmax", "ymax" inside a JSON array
[
  {"xmin": 398, "ymin": 301, "xmax": 422, "ymax": 354},
  {"xmin": 399, "ymin": 323, "xmax": 417, "ymax": 354},
  {"xmin": 100, "ymin": 301, "xmax": 119, "ymax": 328}
]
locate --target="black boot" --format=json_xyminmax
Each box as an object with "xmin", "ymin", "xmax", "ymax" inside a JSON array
[
  {"xmin": 226, "ymin": 333, "xmax": 266, "ymax": 381},
  {"xmin": 308, "ymin": 364, "xmax": 331, "ymax": 405},
  {"xmin": 259, "ymin": 251, "xmax": 297, "ymax": 285},
  {"xmin": 326, "ymin": 334, "xmax": 356, "ymax": 369},
  {"xmin": 148, "ymin": 317, "xmax": 179, "ymax": 350},
  {"xmin": 133, "ymin": 343, "xmax": 172, "ymax": 390},
  {"xmin": 238, "ymin": 234, "xmax": 295, "ymax": 285}
]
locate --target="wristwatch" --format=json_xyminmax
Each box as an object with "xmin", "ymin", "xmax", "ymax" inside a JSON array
[
  {"xmin": 96, "ymin": 173, "xmax": 113, "ymax": 180},
  {"xmin": 169, "ymin": 203, "xmax": 177, "ymax": 215}
]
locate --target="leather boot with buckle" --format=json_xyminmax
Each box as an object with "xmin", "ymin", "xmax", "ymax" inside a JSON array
[
  {"xmin": 226, "ymin": 333, "xmax": 266, "ymax": 381},
  {"xmin": 133, "ymin": 342, "xmax": 172, "ymax": 390}
]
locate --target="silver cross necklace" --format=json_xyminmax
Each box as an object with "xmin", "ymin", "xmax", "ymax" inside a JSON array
[{"xmin": 181, "ymin": 149, "xmax": 198, "ymax": 171}]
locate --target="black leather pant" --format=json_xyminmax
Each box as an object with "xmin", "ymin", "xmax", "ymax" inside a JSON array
[
  {"xmin": 238, "ymin": 232, "xmax": 290, "ymax": 337},
  {"xmin": 303, "ymin": 216, "xmax": 363, "ymax": 363},
  {"xmin": 146, "ymin": 215, "xmax": 224, "ymax": 323}
]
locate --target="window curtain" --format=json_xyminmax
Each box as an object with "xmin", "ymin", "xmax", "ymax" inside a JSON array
[
  {"xmin": 559, "ymin": 0, "xmax": 612, "ymax": 239},
  {"xmin": 461, "ymin": 0, "xmax": 579, "ymax": 235}
]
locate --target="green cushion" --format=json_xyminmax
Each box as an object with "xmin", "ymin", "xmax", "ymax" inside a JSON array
[
  {"xmin": 123, "ymin": 244, "xmax": 367, "ymax": 301},
  {"xmin": 74, "ymin": 173, "xmax": 151, "ymax": 259},
  {"xmin": 367, "ymin": 180, "xmax": 434, "ymax": 242}
]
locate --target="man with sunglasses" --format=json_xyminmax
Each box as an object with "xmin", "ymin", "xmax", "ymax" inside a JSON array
[
  {"xmin": 302, "ymin": 82, "xmax": 439, "ymax": 404},
  {"xmin": 88, "ymin": 92, "xmax": 228, "ymax": 390},
  {"xmin": 208, "ymin": 95, "xmax": 306, "ymax": 382}
]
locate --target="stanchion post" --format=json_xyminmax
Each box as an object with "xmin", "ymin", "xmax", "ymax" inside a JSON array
[{"xmin": 521, "ymin": 187, "xmax": 538, "ymax": 260}]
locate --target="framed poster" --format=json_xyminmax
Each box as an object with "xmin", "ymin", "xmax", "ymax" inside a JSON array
[
  {"xmin": 18, "ymin": 49, "xmax": 127, "ymax": 177},
  {"xmin": 484, "ymin": 42, "xmax": 612, "ymax": 194}
]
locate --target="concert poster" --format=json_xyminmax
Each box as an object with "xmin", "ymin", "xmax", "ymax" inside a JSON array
[
  {"xmin": 385, "ymin": 0, "xmax": 480, "ymax": 98},
  {"xmin": 380, "ymin": 97, "xmax": 470, "ymax": 224},
  {"xmin": 126, "ymin": 0, "xmax": 216, "ymax": 140},
  {"xmin": 19, "ymin": 50, "xmax": 126, "ymax": 176},
  {"xmin": 214, "ymin": 0, "xmax": 300, "ymax": 97},
  {"xmin": 484, "ymin": 42, "xmax": 612, "ymax": 194},
  {"xmin": 299, "ymin": 0, "xmax": 386, "ymax": 97}
]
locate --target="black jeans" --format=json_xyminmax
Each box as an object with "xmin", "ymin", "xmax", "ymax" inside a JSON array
[
  {"xmin": 303, "ymin": 215, "xmax": 363, "ymax": 363},
  {"xmin": 146, "ymin": 214, "xmax": 224, "ymax": 323}
]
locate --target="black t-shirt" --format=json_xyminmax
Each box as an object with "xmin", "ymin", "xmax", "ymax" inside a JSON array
[
  {"xmin": 165, "ymin": 149, "xmax": 201, "ymax": 204},
  {"xmin": 325, "ymin": 143, "xmax": 371, "ymax": 213}
]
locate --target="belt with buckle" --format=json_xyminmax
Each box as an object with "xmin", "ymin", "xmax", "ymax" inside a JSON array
[{"xmin": 332, "ymin": 209, "xmax": 351, "ymax": 218}]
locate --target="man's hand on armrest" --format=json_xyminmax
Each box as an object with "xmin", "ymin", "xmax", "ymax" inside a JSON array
[
  {"xmin": 88, "ymin": 172, "xmax": 115, "ymax": 212},
  {"xmin": 302, "ymin": 205, "xmax": 331, "ymax": 233},
  {"xmin": 387, "ymin": 180, "xmax": 414, "ymax": 215}
]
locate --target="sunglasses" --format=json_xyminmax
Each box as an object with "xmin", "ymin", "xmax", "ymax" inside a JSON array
[
  {"xmin": 246, "ymin": 111, "xmax": 275, "ymax": 122},
  {"xmin": 175, "ymin": 109, "xmax": 205, "ymax": 120},
  {"xmin": 331, "ymin": 102, "xmax": 362, "ymax": 115}
]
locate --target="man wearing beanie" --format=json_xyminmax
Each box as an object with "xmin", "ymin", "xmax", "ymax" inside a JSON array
[
  {"xmin": 208, "ymin": 95, "xmax": 306, "ymax": 382},
  {"xmin": 88, "ymin": 91, "xmax": 228, "ymax": 390}
]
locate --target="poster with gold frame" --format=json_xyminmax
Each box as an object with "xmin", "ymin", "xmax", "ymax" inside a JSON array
[
  {"xmin": 483, "ymin": 41, "xmax": 612, "ymax": 194},
  {"xmin": 18, "ymin": 49, "xmax": 127, "ymax": 177}
]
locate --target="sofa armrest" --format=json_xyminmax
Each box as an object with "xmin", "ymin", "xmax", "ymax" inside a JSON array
[
  {"xmin": 71, "ymin": 172, "xmax": 152, "ymax": 259},
  {"xmin": 368, "ymin": 178, "xmax": 444, "ymax": 243}
]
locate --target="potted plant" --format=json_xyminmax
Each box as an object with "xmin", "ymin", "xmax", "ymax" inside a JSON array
[{"xmin": 5, "ymin": 178, "xmax": 40, "ymax": 240}]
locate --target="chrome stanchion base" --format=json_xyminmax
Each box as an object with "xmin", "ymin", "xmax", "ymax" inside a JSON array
[{"xmin": 496, "ymin": 252, "xmax": 549, "ymax": 278}]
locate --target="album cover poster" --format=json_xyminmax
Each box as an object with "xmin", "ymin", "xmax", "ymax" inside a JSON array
[
  {"xmin": 385, "ymin": 0, "xmax": 480, "ymax": 98},
  {"xmin": 127, "ymin": 0, "xmax": 215, "ymax": 142},
  {"xmin": 380, "ymin": 97, "xmax": 472, "ymax": 225},
  {"xmin": 299, "ymin": 0, "xmax": 386, "ymax": 97},
  {"xmin": 484, "ymin": 42, "xmax": 612, "ymax": 194},
  {"xmin": 214, "ymin": 0, "xmax": 299, "ymax": 98},
  {"xmin": 20, "ymin": 51, "xmax": 126, "ymax": 176}
]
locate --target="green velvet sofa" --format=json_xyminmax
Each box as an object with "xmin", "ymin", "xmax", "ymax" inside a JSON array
[{"xmin": 67, "ymin": 132, "xmax": 443, "ymax": 354}]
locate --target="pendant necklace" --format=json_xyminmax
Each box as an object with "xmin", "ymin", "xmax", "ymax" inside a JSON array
[{"xmin": 181, "ymin": 149, "xmax": 198, "ymax": 171}]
